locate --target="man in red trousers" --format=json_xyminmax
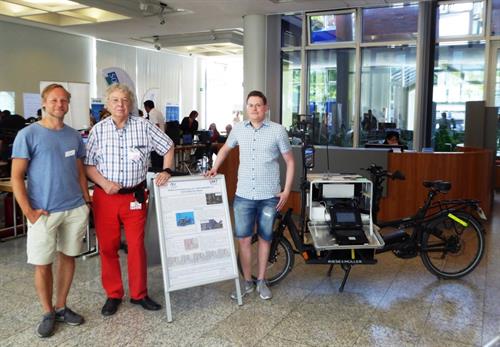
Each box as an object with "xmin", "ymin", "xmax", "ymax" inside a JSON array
[{"xmin": 85, "ymin": 83, "xmax": 174, "ymax": 316}]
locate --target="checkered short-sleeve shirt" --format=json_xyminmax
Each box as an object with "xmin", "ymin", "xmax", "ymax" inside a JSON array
[
  {"xmin": 226, "ymin": 120, "xmax": 291, "ymax": 200},
  {"xmin": 85, "ymin": 116, "xmax": 173, "ymax": 187}
]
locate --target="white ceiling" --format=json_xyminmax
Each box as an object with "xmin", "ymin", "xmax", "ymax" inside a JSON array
[{"xmin": 0, "ymin": 0, "xmax": 409, "ymax": 55}]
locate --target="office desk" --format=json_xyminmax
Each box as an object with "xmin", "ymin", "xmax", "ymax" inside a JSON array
[
  {"xmin": 0, "ymin": 178, "xmax": 26, "ymax": 242},
  {"xmin": 174, "ymin": 143, "xmax": 209, "ymax": 173}
]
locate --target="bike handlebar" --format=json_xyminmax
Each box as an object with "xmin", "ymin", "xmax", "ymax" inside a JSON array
[
  {"xmin": 391, "ymin": 170, "xmax": 405, "ymax": 180},
  {"xmin": 362, "ymin": 165, "xmax": 405, "ymax": 181}
]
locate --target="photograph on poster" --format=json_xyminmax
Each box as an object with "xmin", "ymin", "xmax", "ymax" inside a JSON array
[
  {"xmin": 183, "ymin": 238, "xmax": 199, "ymax": 251},
  {"xmin": 175, "ymin": 211, "xmax": 195, "ymax": 227},
  {"xmin": 200, "ymin": 219, "xmax": 224, "ymax": 231},
  {"xmin": 205, "ymin": 193, "xmax": 223, "ymax": 205},
  {"xmin": 166, "ymin": 246, "xmax": 231, "ymax": 267}
]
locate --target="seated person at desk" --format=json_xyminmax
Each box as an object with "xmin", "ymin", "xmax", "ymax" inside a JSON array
[
  {"xmin": 361, "ymin": 109, "xmax": 378, "ymax": 131},
  {"xmin": 0, "ymin": 110, "xmax": 27, "ymax": 162},
  {"xmin": 383, "ymin": 130, "xmax": 403, "ymax": 145},
  {"xmin": 215, "ymin": 124, "xmax": 232, "ymax": 144},
  {"xmin": 180, "ymin": 110, "xmax": 199, "ymax": 136},
  {"xmin": 208, "ymin": 123, "xmax": 220, "ymax": 142}
]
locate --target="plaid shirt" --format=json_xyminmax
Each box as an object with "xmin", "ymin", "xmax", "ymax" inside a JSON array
[
  {"xmin": 85, "ymin": 116, "xmax": 173, "ymax": 187},
  {"xmin": 226, "ymin": 119, "xmax": 291, "ymax": 200}
]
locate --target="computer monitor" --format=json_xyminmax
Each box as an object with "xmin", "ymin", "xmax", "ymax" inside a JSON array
[
  {"xmin": 182, "ymin": 134, "xmax": 193, "ymax": 145},
  {"xmin": 364, "ymin": 143, "xmax": 405, "ymax": 153},
  {"xmin": 378, "ymin": 122, "xmax": 397, "ymax": 131},
  {"xmin": 197, "ymin": 130, "xmax": 211, "ymax": 144}
]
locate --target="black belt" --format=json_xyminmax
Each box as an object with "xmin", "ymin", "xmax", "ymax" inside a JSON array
[
  {"xmin": 120, "ymin": 181, "xmax": 146, "ymax": 203},
  {"xmin": 96, "ymin": 181, "xmax": 146, "ymax": 203},
  {"xmin": 118, "ymin": 181, "xmax": 146, "ymax": 195}
]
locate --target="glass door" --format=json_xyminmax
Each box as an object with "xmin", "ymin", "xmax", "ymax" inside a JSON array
[{"xmin": 488, "ymin": 41, "xmax": 500, "ymax": 157}]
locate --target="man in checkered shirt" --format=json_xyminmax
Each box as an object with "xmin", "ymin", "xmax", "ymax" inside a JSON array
[
  {"xmin": 207, "ymin": 90, "xmax": 295, "ymax": 300},
  {"xmin": 85, "ymin": 83, "xmax": 174, "ymax": 316}
]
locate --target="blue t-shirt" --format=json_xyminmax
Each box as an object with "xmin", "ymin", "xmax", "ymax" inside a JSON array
[{"xmin": 12, "ymin": 123, "xmax": 86, "ymax": 213}]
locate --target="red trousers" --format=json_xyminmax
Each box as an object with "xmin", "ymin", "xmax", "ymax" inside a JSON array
[{"xmin": 93, "ymin": 187, "xmax": 148, "ymax": 300}]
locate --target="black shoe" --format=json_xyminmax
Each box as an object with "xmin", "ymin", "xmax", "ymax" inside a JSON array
[
  {"xmin": 130, "ymin": 296, "xmax": 162, "ymax": 311},
  {"xmin": 101, "ymin": 298, "xmax": 122, "ymax": 316}
]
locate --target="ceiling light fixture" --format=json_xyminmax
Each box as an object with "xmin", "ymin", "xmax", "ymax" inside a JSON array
[
  {"xmin": 153, "ymin": 35, "xmax": 161, "ymax": 50},
  {"xmin": 159, "ymin": 3, "xmax": 166, "ymax": 22},
  {"xmin": 139, "ymin": 1, "xmax": 187, "ymax": 25}
]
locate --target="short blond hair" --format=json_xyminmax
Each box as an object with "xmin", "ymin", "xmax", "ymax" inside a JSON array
[
  {"xmin": 105, "ymin": 83, "xmax": 135, "ymax": 106},
  {"xmin": 41, "ymin": 84, "xmax": 71, "ymax": 102}
]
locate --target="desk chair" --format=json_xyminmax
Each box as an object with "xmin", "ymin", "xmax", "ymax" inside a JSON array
[{"xmin": 178, "ymin": 144, "xmax": 211, "ymax": 174}]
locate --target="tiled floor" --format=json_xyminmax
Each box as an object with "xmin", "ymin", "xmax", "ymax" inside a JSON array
[{"xmin": 1, "ymin": 194, "xmax": 500, "ymax": 346}]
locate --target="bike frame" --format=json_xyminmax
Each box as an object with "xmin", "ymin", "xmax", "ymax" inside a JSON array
[{"xmin": 370, "ymin": 166, "xmax": 485, "ymax": 256}]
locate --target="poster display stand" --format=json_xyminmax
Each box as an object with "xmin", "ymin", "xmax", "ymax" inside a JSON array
[{"xmin": 152, "ymin": 174, "xmax": 242, "ymax": 322}]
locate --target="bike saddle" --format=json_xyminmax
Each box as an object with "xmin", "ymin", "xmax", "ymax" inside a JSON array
[{"xmin": 423, "ymin": 180, "xmax": 451, "ymax": 193}]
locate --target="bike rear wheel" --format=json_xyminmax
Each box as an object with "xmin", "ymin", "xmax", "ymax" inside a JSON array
[
  {"xmin": 420, "ymin": 211, "xmax": 484, "ymax": 279},
  {"xmin": 237, "ymin": 235, "xmax": 295, "ymax": 286}
]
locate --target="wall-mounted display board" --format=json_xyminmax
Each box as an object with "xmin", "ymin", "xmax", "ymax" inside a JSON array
[
  {"xmin": 152, "ymin": 174, "xmax": 242, "ymax": 322},
  {"xmin": 22, "ymin": 93, "xmax": 40, "ymax": 119}
]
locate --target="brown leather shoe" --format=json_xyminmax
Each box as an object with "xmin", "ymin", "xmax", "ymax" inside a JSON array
[{"xmin": 130, "ymin": 296, "xmax": 162, "ymax": 311}]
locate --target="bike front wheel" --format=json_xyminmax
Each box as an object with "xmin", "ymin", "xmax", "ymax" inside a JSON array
[
  {"xmin": 420, "ymin": 211, "xmax": 485, "ymax": 279},
  {"xmin": 237, "ymin": 235, "xmax": 295, "ymax": 286}
]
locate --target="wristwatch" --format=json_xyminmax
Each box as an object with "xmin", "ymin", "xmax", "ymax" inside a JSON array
[{"xmin": 162, "ymin": 168, "xmax": 173, "ymax": 175}]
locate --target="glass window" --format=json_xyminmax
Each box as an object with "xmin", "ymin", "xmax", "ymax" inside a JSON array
[
  {"xmin": 281, "ymin": 15, "xmax": 302, "ymax": 48},
  {"xmin": 437, "ymin": 1, "xmax": 484, "ymax": 38},
  {"xmin": 492, "ymin": 0, "xmax": 500, "ymax": 36},
  {"xmin": 432, "ymin": 42, "xmax": 485, "ymax": 151},
  {"xmin": 308, "ymin": 12, "xmax": 355, "ymax": 44},
  {"xmin": 307, "ymin": 49, "xmax": 355, "ymax": 146},
  {"xmin": 281, "ymin": 51, "xmax": 301, "ymax": 130},
  {"xmin": 362, "ymin": 4, "xmax": 418, "ymax": 43},
  {"xmin": 0, "ymin": 91, "xmax": 15, "ymax": 113},
  {"xmin": 492, "ymin": 47, "xmax": 500, "ymax": 156},
  {"xmin": 496, "ymin": 50, "xmax": 500, "ymax": 107},
  {"xmin": 360, "ymin": 46, "xmax": 417, "ymax": 149}
]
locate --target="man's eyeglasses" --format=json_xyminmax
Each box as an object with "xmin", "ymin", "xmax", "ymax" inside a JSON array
[{"xmin": 246, "ymin": 103, "xmax": 264, "ymax": 109}]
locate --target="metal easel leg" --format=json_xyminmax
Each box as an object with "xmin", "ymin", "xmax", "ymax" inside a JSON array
[
  {"xmin": 165, "ymin": 291, "xmax": 173, "ymax": 322},
  {"xmin": 234, "ymin": 278, "xmax": 243, "ymax": 306},
  {"xmin": 339, "ymin": 264, "xmax": 352, "ymax": 292},
  {"xmin": 79, "ymin": 225, "xmax": 99, "ymax": 259},
  {"xmin": 327, "ymin": 264, "xmax": 334, "ymax": 277}
]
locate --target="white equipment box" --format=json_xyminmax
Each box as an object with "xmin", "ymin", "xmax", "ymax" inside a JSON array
[{"xmin": 307, "ymin": 173, "xmax": 384, "ymax": 251}]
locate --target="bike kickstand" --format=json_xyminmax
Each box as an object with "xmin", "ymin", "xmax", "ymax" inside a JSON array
[
  {"xmin": 327, "ymin": 264, "xmax": 334, "ymax": 277},
  {"xmin": 339, "ymin": 264, "xmax": 352, "ymax": 292}
]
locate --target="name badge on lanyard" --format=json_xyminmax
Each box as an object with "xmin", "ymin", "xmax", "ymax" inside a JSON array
[
  {"xmin": 130, "ymin": 201, "xmax": 142, "ymax": 210},
  {"xmin": 128, "ymin": 147, "xmax": 141, "ymax": 162}
]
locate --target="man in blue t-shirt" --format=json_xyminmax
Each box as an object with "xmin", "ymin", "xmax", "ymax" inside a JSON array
[{"xmin": 11, "ymin": 84, "xmax": 90, "ymax": 339}]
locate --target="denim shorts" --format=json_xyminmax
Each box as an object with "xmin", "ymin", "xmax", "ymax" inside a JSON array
[{"xmin": 233, "ymin": 195, "xmax": 279, "ymax": 242}]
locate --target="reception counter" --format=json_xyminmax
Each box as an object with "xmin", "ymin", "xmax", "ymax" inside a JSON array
[
  {"xmin": 217, "ymin": 146, "xmax": 493, "ymax": 221},
  {"xmin": 378, "ymin": 148, "xmax": 493, "ymax": 221}
]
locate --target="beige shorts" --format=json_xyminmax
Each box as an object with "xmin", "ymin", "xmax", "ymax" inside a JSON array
[{"xmin": 27, "ymin": 204, "xmax": 89, "ymax": 265}]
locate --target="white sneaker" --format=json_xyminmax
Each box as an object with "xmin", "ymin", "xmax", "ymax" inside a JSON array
[
  {"xmin": 230, "ymin": 280, "xmax": 254, "ymax": 300},
  {"xmin": 256, "ymin": 279, "xmax": 272, "ymax": 300}
]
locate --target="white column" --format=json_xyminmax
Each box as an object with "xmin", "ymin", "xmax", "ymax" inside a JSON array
[
  {"xmin": 243, "ymin": 14, "xmax": 267, "ymax": 106},
  {"xmin": 196, "ymin": 57, "xmax": 206, "ymax": 125}
]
